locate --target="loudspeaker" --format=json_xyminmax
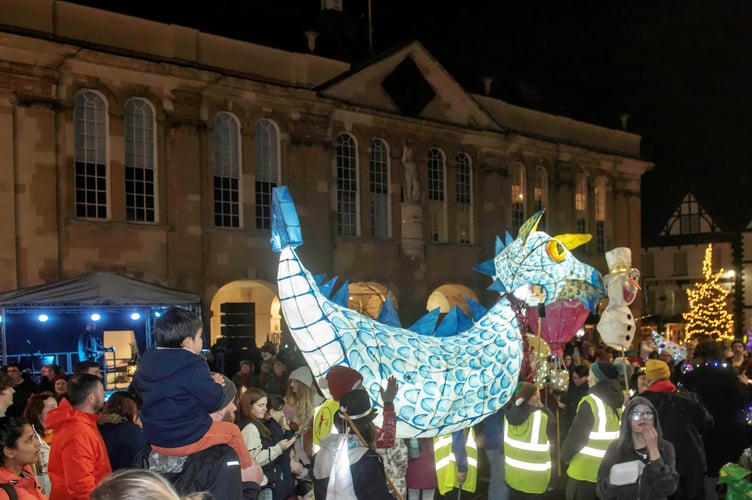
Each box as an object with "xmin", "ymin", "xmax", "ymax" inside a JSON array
[{"xmin": 220, "ymin": 302, "xmax": 255, "ymax": 338}]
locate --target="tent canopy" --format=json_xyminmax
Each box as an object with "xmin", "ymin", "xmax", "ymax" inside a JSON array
[{"xmin": 0, "ymin": 272, "xmax": 201, "ymax": 308}]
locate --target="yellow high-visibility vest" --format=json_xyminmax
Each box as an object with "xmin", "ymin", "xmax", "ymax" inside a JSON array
[
  {"xmin": 504, "ymin": 409, "xmax": 551, "ymax": 494},
  {"xmin": 567, "ymin": 394, "xmax": 621, "ymax": 483},
  {"xmin": 434, "ymin": 429, "xmax": 478, "ymax": 495}
]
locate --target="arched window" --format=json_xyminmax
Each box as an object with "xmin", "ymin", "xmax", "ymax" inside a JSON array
[
  {"xmin": 336, "ymin": 133, "xmax": 358, "ymax": 236},
  {"xmin": 511, "ymin": 162, "xmax": 526, "ymax": 234},
  {"xmin": 428, "ymin": 148, "xmax": 447, "ymax": 243},
  {"xmin": 534, "ymin": 166, "xmax": 548, "ymax": 229},
  {"xmin": 369, "ymin": 138, "xmax": 390, "ymax": 239},
  {"xmin": 124, "ymin": 98, "xmax": 156, "ymax": 223},
  {"xmin": 74, "ymin": 90, "xmax": 108, "ymax": 219},
  {"xmin": 575, "ymin": 173, "xmax": 588, "ymax": 234},
  {"xmin": 254, "ymin": 119, "xmax": 279, "ymax": 230},
  {"xmin": 456, "ymin": 153, "xmax": 473, "ymax": 244},
  {"xmin": 594, "ymin": 176, "xmax": 608, "ymax": 253},
  {"xmin": 212, "ymin": 112, "xmax": 242, "ymax": 228}
]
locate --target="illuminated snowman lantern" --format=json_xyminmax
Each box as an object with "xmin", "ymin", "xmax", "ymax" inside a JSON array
[{"xmin": 597, "ymin": 247, "xmax": 641, "ymax": 350}]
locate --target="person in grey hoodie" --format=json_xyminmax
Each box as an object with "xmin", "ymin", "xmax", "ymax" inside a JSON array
[{"xmin": 597, "ymin": 396, "xmax": 678, "ymax": 500}]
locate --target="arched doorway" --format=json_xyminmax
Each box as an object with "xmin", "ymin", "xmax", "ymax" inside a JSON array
[
  {"xmin": 347, "ymin": 282, "xmax": 399, "ymax": 320},
  {"xmin": 209, "ymin": 280, "xmax": 280, "ymax": 347},
  {"xmin": 426, "ymin": 284, "xmax": 479, "ymax": 317}
]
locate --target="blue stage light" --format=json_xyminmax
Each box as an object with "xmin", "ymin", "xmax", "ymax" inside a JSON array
[
  {"xmin": 91, "ymin": 313, "xmax": 101, "ymax": 321},
  {"xmin": 130, "ymin": 312, "xmax": 141, "ymax": 321},
  {"xmin": 38, "ymin": 314, "xmax": 49, "ymax": 323}
]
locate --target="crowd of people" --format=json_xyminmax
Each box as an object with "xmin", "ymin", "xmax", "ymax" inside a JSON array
[{"xmin": 0, "ymin": 307, "xmax": 750, "ymax": 499}]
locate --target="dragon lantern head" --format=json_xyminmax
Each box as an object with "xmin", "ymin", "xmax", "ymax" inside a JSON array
[{"xmin": 475, "ymin": 211, "xmax": 606, "ymax": 312}]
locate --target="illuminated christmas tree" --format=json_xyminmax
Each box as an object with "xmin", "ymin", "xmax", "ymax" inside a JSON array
[{"xmin": 683, "ymin": 244, "xmax": 734, "ymax": 342}]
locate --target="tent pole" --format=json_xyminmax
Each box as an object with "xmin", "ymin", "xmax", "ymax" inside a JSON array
[
  {"xmin": 145, "ymin": 308, "xmax": 152, "ymax": 350},
  {"xmin": 1, "ymin": 308, "xmax": 6, "ymax": 366}
]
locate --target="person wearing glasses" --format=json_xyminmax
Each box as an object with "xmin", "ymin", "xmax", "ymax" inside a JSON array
[{"xmin": 596, "ymin": 396, "xmax": 678, "ymax": 500}]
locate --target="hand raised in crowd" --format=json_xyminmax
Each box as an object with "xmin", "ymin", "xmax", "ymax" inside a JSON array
[
  {"xmin": 212, "ymin": 372, "xmax": 226, "ymax": 386},
  {"xmin": 380, "ymin": 375, "xmax": 398, "ymax": 404}
]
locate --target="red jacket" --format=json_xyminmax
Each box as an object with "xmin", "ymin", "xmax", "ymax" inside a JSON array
[
  {"xmin": 0, "ymin": 465, "xmax": 47, "ymax": 500},
  {"xmin": 46, "ymin": 399, "xmax": 111, "ymax": 500}
]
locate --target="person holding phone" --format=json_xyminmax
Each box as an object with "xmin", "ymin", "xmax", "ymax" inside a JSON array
[
  {"xmin": 596, "ymin": 396, "xmax": 678, "ymax": 500},
  {"xmin": 239, "ymin": 388, "xmax": 296, "ymax": 500}
]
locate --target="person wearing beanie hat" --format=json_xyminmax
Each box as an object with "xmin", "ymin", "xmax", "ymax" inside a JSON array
[
  {"xmin": 313, "ymin": 367, "xmax": 398, "ymax": 449},
  {"xmin": 503, "ymin": 380, "xmax": 557, "ymax": 496},
  {"xmin": 589, "ymin": 361, "xmax": 620, "ymax": 384},
  {"xmin": 313, "ymin": 369, "xmax": 405, "ymax": 495},
  {"xmin": 284, "ymin": 366, "xmax": 322, "ymax": 468},
  {"xmin": 312, "ymin": 389, "xmax": 395, "ymax": 500},
  {"xmin": 645, "ymin": 359, "xmax": 671, "ymax": 383},
  {"xmin": 561, "ymin": 359, "xmax": 625, "ymax": 499},
  {"xmin": 641, "ymin": 360, "xmax": 713, "ymax": 500},
  {"xmin": 320, "ymin": 365, "xmax": 364, "ymax": 401},
  {"xmin": 512, "ymin": 381, "xmax": 538, "ymax": 407},
  {"xmin": 131, "ymin": 307, "xmax": 258, "ymax": 484}
]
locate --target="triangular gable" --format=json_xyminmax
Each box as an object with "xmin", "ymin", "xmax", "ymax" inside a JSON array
[
  {"xmin": 318, "ymin": 41, "xmax": 500, "ymax": 130},
  {"xmin": 661, "ymin": 193, "xmax": 720, "ymax": 236},
  {"xmin": 0, "ymin": 272, "xmax": 200, "ymax": 307}
]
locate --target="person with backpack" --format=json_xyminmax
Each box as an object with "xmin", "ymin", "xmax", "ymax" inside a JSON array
[
  {"xmin": 0, "ymin": 416, "xmax": 47, "ymax": 499},
  {"xmin": 641, "ymin": 359, "xmax": 713, "ymax": 500}
]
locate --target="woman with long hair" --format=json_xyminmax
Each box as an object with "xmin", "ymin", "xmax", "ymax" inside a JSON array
[
  {"xmin": 284, "ymin": 367, "xmax": 322, "ymax": 466},
  {"xmin": 0, "ymin": 416, "xmax": 47, "ymax": 498},
  {"xmin": 597, "ymin": 396, "xmax": 678, "ymax": 499},
  {"xmin": 23, "ymin": 393, "xmax": 57, "ymax": 493},
  {"xmin": 97, "ymin": 391, "xmax": 147, "ymax": 470},
  {"xmin": 238, "ymin": 388, "xmax": 295, "ymax": 500}
]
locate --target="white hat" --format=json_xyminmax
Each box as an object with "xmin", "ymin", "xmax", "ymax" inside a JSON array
[
  {"xmin": 605, "ymin": 247, "xmax": 632, "ymax": 274},
  {"xmin": 288, "ymin": 366, "xmax": 313, "ymax": 388}
]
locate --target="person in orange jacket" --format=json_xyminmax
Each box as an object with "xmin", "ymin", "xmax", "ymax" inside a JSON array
[
  {"xmin": 46, "ymin": 374, "xmax": 112, "ymax": 499},
  {"xmin": 0, "ymin": 415, "xmax": 48, "ymax": 499}
]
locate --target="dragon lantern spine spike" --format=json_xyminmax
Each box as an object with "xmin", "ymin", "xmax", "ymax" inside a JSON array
[{"xmin": 269, "ymin": 186, "xmax": 604, "ymax": 438}]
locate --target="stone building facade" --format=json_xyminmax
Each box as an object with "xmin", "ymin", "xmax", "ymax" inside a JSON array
[{"xmin": 0, "ymin": 0, "xmax": 651, "ymax": 347}]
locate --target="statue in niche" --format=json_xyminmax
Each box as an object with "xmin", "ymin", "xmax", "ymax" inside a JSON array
[{"xmin": 401, "ymin": 140, "xmax": 421, "ymax": 202}]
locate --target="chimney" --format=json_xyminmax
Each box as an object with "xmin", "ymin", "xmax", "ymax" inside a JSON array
[
  {"xmin": 619, "ymin": 113, "xmax": 630, "ymax": 130},
  {"xmin": 482, "ymin": 77, "xmax": 494, "ymax": 96},
  {"xmin": 304, "ymin": 31, "xmax": 319, "ymax": 53}
]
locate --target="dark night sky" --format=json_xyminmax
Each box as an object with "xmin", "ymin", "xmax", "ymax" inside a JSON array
[{"xmin": 69, "ymin": 0, "xmax": 752, "ymax": 240}]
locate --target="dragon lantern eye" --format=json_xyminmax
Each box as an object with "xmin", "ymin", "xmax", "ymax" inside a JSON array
[{"xmin": 545, "ymin": 240, "xmax": 566, "ymax": 262}]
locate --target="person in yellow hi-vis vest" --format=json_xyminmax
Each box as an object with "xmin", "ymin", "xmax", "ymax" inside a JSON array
[
  {"xmin": 504, "ymin": 381, "xmax": 557, "ymax": 499},
  {"xmin": 561, "ymin": 361, "xmax": 624, "ymax": 500},
  {"xmin": 434, "ymin": 428, "xmax": 478, "ymax": 496}
]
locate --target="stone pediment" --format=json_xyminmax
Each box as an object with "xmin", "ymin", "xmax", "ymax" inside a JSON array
[{"xmin": 318, "ymin": 41, "xmax": 500, "ymax": 131}]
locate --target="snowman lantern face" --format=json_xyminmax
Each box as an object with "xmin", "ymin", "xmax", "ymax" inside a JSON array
[{"xmin": 604, "ymin": 267, "xmax": 641, "ymax": 306}]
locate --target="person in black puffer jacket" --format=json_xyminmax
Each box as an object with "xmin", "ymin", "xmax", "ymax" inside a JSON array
[{"xmin": 641, "ymin": 359, "xmax": 713, "ymax": 500}]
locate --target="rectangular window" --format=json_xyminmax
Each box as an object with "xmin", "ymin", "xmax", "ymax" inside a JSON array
[
  {"xmin": 596, "ymin": 221, "xmax": 605, "ymax": 254},
  {"xmin": 213, "ymin": 113, "xmax": 241, "ymax": 228},
  {"xmin": 456, "ymin": 154, "xmax": 472, "ymax": 244},
  {"xmin": 673, "ymin": 250, "xmax": 687, "ymax": 276},
  {"xmin": 337, "ymin": 134, "xmax": 358, "ymax": 237},
  {"xmin": 369, "ymin": 139, "xmax": 389, "ymax": 239},
  {"xmin": 428, "ymin": 148, "xmax": 446, "ymax": 243},
  {"xmin": 125, "ymin": 99, "xmax": 156, "ymax": 223},
  {"xmin": 255, "ymin": 119, "xmax": 278, "ymax": 230},
  {"xmin": 642, "ymin": 253, "xmax": 655, "ymax": 277},
  {"xmin": 74, "ymin": 91, "xmax": 108, "ymax": 219}
]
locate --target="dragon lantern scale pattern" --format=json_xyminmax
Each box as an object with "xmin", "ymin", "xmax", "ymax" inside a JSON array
[{"xmin": 270, "ymin": 187, "xmax": 604, "ymax": 437}]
